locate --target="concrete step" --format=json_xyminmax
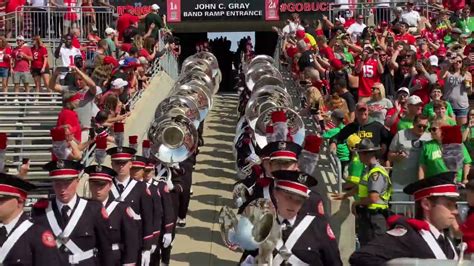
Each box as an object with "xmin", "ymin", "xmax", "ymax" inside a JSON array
[
  {"xmin": 6, "ymin": 152, "xmax": 51, "ymax": 157},
  {"xmin": 0, "ymin": 116, "xmax": 57, "ymax": 121},
  {"xmin": 7, "ymin": 144, "xmax": 52, "ymax": 149},
  {"xmin": 0, "ymin": 105, "xmax": 62, "ymax": 110},
  {"xmin": 8, "ymin": 136, "xmax": 52, "ymax": 141}
]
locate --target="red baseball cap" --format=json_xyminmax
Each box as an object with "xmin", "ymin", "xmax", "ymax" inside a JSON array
[{"xmin": 296, "ymin": 29, "xmax": 306, "ymax": 39}]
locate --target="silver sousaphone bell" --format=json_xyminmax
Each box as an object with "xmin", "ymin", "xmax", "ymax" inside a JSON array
[
  {"xmin": 254, "ymin": 107, "xmax": 305, "ymax": 149},
  {"xmin": 148, "ymin": 113, "xmax": 198, "ymax": 164},
  {"xmin": 252, "ymin": 76, "xmax": 285, "ymax": 93},
  {"xmin": 245, "ymin": 63, "xmax": 282, "ymax": 91},
  {"xmin": 194, "ymin": 51, "xmax": 222, "ymax": 84},
  {"xmin": 154, "ymin": 95, "xmax": 201, "ymax": 129},
  {"xmin": 170, "ymin": 81, "xmax": 212, "ymax": 120},
  {"xmin": 175, "ymin": 69, "xmax": 217, "ymax": 96},
  {"xmin": 245, "ymin": 85, "xmax": 293, "ymax": 130},
  {"xmin": 243, "ymin": 55, "xmax": 275, "ymax": 73},
  {"xmin": 181, "ymin": 57, "xmax": 213, "ymax": 80}
]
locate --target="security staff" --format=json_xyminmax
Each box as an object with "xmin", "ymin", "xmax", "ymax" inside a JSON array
[
  {"xmin": 85, "ymin": 165, "xmax": 139, "ymax": 265},
  {"xmin": 0, "ymin": 173, "xmax": 61, "ymax": 265},
  {"xmin": 149, "ymin": 162, "xmax": 174, "ymax": 266},
  {"xmin": 107, "ymin": 147, "xmax": 155, "ymax": 264},
  {"xmin": 350, "ymin": 172, "xmax": 460, "ymax": 265},
  {"xmin": 353, "ymin": 138, "xmax": 392, "ymax": 246},
  {"xmin": 32, "ymin": 160, "xmax": 113, "ymax": 265},
  {"xmin": 240, "ymin": 170, "xmax": 342, "ymax": 265}
]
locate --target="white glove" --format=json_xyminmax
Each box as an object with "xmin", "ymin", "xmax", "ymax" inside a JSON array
[
  {"xmin": 162, "ymin": 233, "xmax": 172, "ymax": 248},
  {"xmin": 170, "ymin": 163, "xmax": 180, "ymax": 169},
  {"xmin": 150, "ymin": 244, "xmax": 157, "ymax": 253},
  {"xmin": 245, "ymin": 153, "xmax": 261, "ymax": 165},
  {"xmin": 165, "ymin": 178, "xmax": 174, "ymax": 191},
  {"xmin": 140, "ymin": 250, "xmax": 151, "ymax": 266}
]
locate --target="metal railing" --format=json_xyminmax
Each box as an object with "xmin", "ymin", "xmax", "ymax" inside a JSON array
[
  {"xmin": 8, "ymin": 6, "xmax": 114, "ymax": 42},
  {"xmin": 329, "ymin": 1, "xmax": 450, "ymax": 27}
]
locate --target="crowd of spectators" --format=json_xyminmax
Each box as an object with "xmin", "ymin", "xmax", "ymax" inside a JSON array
[
  {"xmin": 275, "ymin": 4, "xmax": 474, "ymax": 196},
  {"xmin": 0, "ymin": 3, "xmax": 178, "ymax": 161}
]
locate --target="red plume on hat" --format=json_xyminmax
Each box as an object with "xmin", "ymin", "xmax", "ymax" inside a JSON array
[
  {"xmin": 0, "ymin": 133, "xmax": 7, "ymax": 173},
  {"xmin": 95, "ymin": 135, "xmax": 108, "ymax": 165},
  {"xmin": 298, "ymin": 134, "xmax": 322, "ymax": 175},
  {"xmin": 271, "ymin": 110, "xmax": 288, "ymax": 142},
  {"xmin": 266, "ymin": 125, "xmax": 275, "ymax": 143},
  {"xmin": 50, "ymin": 127, "xmax": 70, "ymax": 160},
  {"xmin": 113, "ymin": 122, "xmax": 125, "ymax": 147},
  {"xmin": 129, "ymin": 135, "xmax": 138, "ymax": 151},
  {"xmin": 142, "ymin": 140, "xmax": 151, "ymax": 158},
  {"xmin": 441, "ymin": 126, "xmax": 464, "ymax": 171}
]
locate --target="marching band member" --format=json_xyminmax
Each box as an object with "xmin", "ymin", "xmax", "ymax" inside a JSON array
[
  {"xmin": 0, "ymin": 173, "xmax": 61, "ymax": 265},
  {"xmin": 107, "ymin": 147, "xmax": 154, "ymax": 265},
  {"xmin": 350, "ymin": 172, "xmax": 460, "ymax": 264},
  {"xmin": 150, "ymin": 162, "xmax": 175, "ymax": 266},
  {"xmin": 32, "ymin": 160, "xmax": 113, "ymax": 265},
  {"xmin": 130, "ymin": 155, "xmax": 163, "ymax": 257},
  {"xmin": 85, "ymin": 164, "xmax": 139, "ymax": 265},
  {"xmin": 240, "ymin": 170, "xmax": 342, "ymax": 265}
]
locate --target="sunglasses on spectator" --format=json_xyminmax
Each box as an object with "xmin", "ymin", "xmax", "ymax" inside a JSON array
[
  {"xmin": 416, "ymin": 124, "xmax": 428, "ymax": 130},
  {"xmin": 454, "ymin": 60, "xmax": 463, "ymax": 64},
  {"xmin": 430, "ymin": 127, "xmax": 439, "ymax": 132}
]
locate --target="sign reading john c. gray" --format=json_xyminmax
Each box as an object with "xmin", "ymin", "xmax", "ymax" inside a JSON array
[{"xmin": 181, "ymin": 0, "xmax": 265, "ymax": 20}]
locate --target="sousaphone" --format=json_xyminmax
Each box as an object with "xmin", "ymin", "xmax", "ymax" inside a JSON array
[
  {"xmin": 254, "ymin": 107, "xmax": 305, "ymax": 149},
  {"xmin": 148, "ymin": 113, "xmax": 198, "ymax": 164},
  {"xmin": 154, "ymin": 95, "xmax": 201, "ymax": 129},
  {"xmin": 245, "ymin": 63, "xmax": 282, "ymax": 91},
  {"xmin": 245, "ymin": 85, "xmax": 293, "ymax": 130},
  {"xmin": 170, "ymin": 81, "xmax": 212, "ymax": 120}
]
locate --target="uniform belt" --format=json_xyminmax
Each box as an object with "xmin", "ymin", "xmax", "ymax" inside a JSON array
[
  {"xmin": 356, "ymin": 206, "xmax": 389, "ymax": 215},
  {"xmin": 69, "ymin": 249, "xmax": 94, "ymax": 264},
  {"xmin": 112, "ymin": 243, "xmax": 120, "ymax": 251}
]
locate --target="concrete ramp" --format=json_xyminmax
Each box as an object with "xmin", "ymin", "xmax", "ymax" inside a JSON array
[{"xmin": 171, "ymin": 93, "xmax": 241, "ymax": 265}]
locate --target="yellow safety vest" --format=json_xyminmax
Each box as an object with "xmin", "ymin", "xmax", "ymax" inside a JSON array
[{"xmin": 358, "ymin": 165, "xmax": 392, "ymax": 210}]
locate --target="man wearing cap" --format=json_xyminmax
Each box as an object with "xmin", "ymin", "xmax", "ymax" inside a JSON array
[
  {"xmin": 401, "ymin": 1, "xmax": 420, "ymax": 29},
  {"xmin": 143, "ymin": 161, "xmax": 174, "ymax": 265},
  {"xmin": 235, "ymin": 141, "xmax": 303, "ymax": 214},
  {"xmin": 145, "ymin": 4, "xmax": 164, "ymax": 40},
  {"xmin": 353, "ymin": 138, "xmax": 392, "ymax": 246},
  {"xmin": 31, "ymin": 160, "xmax": 113, "ymax": 265},
  {"xmin": 107, "ymin": 146, "xmax": 155, "ymax": 264},
  {"xmin": 104, "ymin": 28, "xmax": 117, "ymax": 58},
  {"xmin": 336, "ymin": 101, "xmax": 392, "ymax": 158},
  {"xmin": 355, "ymin": 44, "xmax": 384, "ymax": 103},
  {"xmin": 99, "ymin": 78, "xmax": 128, "ymax": 108},
  {"xmin": 385, "ymin": 87, "xmax": 410, "ymax": 135},
  {"xmin": 396, "ymin": 95, "xmax": 424, "ymax": 131},
  {"xmin": 85, "ymin": 164, "xmax": 139, "ymax": 265},
  {"xmin": 241, "ymin": 170, "xmax": 342, "ymax": 265},
  {"xmin": 12, "ymin": 35, "xmax": 33, "ymax": 99},
  {"xmin": 130, "ymin": 155, "xmax": 163, "ymax": 244},
  {"xmin": 0, "ymin": 173, "xmax": 61, "ymax": 265},
  {"xmin": 350, "ymin": 173, "xmax": 460, "ymax": 264}
]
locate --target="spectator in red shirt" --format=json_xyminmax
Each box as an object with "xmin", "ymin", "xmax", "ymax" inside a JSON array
[
  {"xmin": 57, "ymin": 91, "xmax": 82, "ymax": 142},
  {"xmin": 11, "ymin": 35, "xmax": 33, "ymax": 100},
  {"xmin": 116, "ymin": 9, "xmax": 139, "ymax": 42},
  {"xmin": 31, "ymin": 36, "xmax": 50, "ymax": 96},
  {"xmin": 1, "ymin": 0, "xmax": 24, "ymax": 38},
  {"xmin": 0, "ymin": 37, "xmax": 12, "ymax": 93},
  {"xmin": 395, "ymin": 22, "xmax": 416, "ymax": 45},
  {"xmin": 385, "ymin": 87, "xmax": 410, "ymax": 135},
  {"xmin": 355, "ymin": 45, "xmax": 383, "ymax": 102}
]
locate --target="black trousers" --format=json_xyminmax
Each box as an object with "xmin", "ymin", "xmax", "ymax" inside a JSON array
[{"xmin": 154, "ymin": 191, "xmax": 179, "ymax": 265}]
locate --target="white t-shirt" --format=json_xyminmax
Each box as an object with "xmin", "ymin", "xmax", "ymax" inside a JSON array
[
  {"xmin": 401, "ymin": 10, "xmax": 420, "ymax": 27},
  {"xmin": 59, "ymin": 46, "xmax": 81, "ymax": 67},
  {"xmin": 347, "ymin": 22, "xmax": 366, "ymax": 42},
  {"xmin": 282, "ymin": 22, "xmax": 304, "ymax": 35}
]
